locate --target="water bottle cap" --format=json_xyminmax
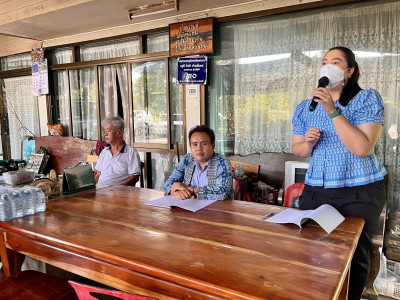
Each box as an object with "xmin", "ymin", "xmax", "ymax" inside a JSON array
[
  {"xmin": 1, "ymin": 194, "xmax": 7, "ymax": 199},
  {"xmin": 12, "ymin": 192, "xmax": 18, "ymax": 196},
  {"xmin": 23, "ymin": 190, "xmax": 30, "ymax": 194}
]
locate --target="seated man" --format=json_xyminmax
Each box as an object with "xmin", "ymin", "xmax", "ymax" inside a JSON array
[
  {"xmin": 95, "ymin": 116, "xmax": 141, "ymax": 186},
  {"xmin": 164, "ymin": 125, "xmax": 233, "ymax": 200}
]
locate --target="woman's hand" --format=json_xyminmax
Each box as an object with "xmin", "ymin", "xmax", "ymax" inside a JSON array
[
  {"xmin": 292, "ymin": 127, "xmax": 321, "ymax": 157},
  {"xmin": 311, "ymin": 87, "xmax": 336, "ymax": 115},
  {"xmin": 292, "ymin": 128, "xmax": 321, "ymax": 158},
  {"xmin": 305, "ymin": 127, "xmax": 321, "ymax": 144}
]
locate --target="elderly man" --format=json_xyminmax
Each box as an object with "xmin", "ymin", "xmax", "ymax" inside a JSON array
[
  {"xmin": 95, "ymin": 116, "xmax": 141, "ymax": 186},
  {"xmin": 164, "ymin": 125, "xmax": 233, "ymax": 200}
]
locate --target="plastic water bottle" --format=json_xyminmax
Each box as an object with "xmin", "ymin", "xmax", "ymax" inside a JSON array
[
  {"xmin": 34, "ymin": 187, "xmax": 46, "ymax": 213},
  {"xmin": 9, "ymin": 191, "xmax": 23, "ymax": 218},
  {"xmin": 21, "ymin": 189, "xmax": 35, "ymax": 215},
  {"xmin": 0, "ymin": 193, "xmax": 13, "ymax": 221}
]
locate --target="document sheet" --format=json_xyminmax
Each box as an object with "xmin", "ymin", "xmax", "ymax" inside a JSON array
[
  {"xmin": 266, "ymin": 204, "xmax": 345, "ymax": 234},
  {"xmin": 146, "ymin": 195, "xmax": 217, "ymax": 212}
]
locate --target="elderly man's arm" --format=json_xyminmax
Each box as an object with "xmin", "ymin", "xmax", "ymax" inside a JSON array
[
  {"xmin": 197, "ymin": 157, "xmax": 233, "ymax": 200},
  {"xmin": 122, "ymin": 175, "xmax": 139, "ymax": 186}
]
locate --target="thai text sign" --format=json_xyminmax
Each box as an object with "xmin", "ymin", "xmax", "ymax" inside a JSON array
[
  {"xmin": 177, "ymin": 56, "xmax": 207, "ymax": 85},
  {"xmin": 169, "ymin": 18, "xmax": 213, "ymax": 57},
  {"xmin": 32, "ymin": 59, "xmax": 49, "ymax": 96}
]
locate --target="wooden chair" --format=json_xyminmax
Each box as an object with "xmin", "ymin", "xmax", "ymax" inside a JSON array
[
  {"xmin": 69, "ymin": 280, "xmax": 156, "ymax": 300},
  {"xmin": 230, "ymin": 160, "xmax": 260, "ymax": 182},
  {"xmin": 0, "ymin": 270, "xmax": 76, "ymax": 300},
  {"xmin": 283, "ymin": 182, "xmax": 305, "ymax": 208},
  {"xmin": 230, "ymin": 160, "xmax": 260, "ymax": 201}
]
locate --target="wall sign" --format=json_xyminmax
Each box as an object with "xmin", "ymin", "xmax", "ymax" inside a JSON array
[
  {"xmin": 32, "ymin": 59, "xmax": 49, "ymax": 96},
  {"xmin": 177, "ymin": 56, "xmax": 207, "ymax": 85},
  {"xmin": 169, "ymin": 18, "xmax": 213, "ymax": 57}
]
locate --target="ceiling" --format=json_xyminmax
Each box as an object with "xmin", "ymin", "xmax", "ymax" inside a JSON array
[
  {"xmin": 0, "ymin": 0, "xmax": 358, "ymax": 55},
  {"xmin": 0, "ymin": 0, "xmax": 267, "ymax": 42}
]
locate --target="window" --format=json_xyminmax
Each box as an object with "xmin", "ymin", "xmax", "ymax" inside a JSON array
[
  {"xmin": 69, "ymin": 68, "xmax": 98, "ymax": 140},
  {"xmin": 1, "ymin": 76, "xmax": 40, "ymax": 159},
  {"xmin": 146, "ymin": 32, "xmax": 169, "ymax": 53},
  {"xmin": 0, "ymin": 53, "xmax": 31, "ymax": 71},
  {"xmin": 79, "ymin": 37, "xmax": 140, "ymax": 61},
  {"xmin": 132, "ymin": 59, "xmax": 168, "ymax": 145},
  {"xmin": 49, "ymin": 48, "xmax": 73, "ymax": 65},
  {"xmin": 51, "ymin": 34, "xmax": 184, "ymax": 152},
  {"xmin": 207, "ymin": 0, "xmax": 400, "ymax": 209}
]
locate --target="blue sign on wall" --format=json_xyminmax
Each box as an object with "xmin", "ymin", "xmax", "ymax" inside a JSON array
[{"xmin": 177, "ymin": 56, "xmax": 207, "ymax": 85}]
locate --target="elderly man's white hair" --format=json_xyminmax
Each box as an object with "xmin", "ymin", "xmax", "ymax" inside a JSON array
[{"xmin": 102, "ymin": 116, "xmax": 125, "ymax": 131}]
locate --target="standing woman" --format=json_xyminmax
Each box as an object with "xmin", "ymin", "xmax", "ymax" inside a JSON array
[{"xmin": 292, "ymin": 46, "xmax": 387, "ymax": 300}]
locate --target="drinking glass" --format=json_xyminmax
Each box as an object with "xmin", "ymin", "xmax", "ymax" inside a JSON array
[{"xmin": 235, "ymin": 164, "xmax": 244, "ymax": 178}]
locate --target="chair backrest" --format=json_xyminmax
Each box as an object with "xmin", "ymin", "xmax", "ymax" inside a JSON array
[
  {"xmin": 230, "ymin": 160, "xmax": 260, "ymax": 182},
  {"xmin": 283, "ymin": 182, "xmax": 305, "ymax": 208},
  {"xmin": 140, "ymin": 161, "xmax": 145, "ymax": 188},
  {"xmin": 68, "ymin": 281, "xmax": 156, "ymax": 300}
]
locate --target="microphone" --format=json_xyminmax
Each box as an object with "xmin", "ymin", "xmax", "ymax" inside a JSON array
[{"xmin": 309, "ymin": 76, "xmax": 329, "ymax": 111}]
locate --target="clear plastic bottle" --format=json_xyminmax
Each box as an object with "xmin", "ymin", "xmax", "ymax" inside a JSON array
[
  {"xmin": 9, "ymin": 191, "xmax": 23, "ymax": 218},
  {"xmin": 21, "ymin": 189, "xmax": 35, "ymax": 215},
  {"xmin": 0, "ymin": 193, "xmax": 13, "ymax": 221},
  {"xmin": 34, "ymin": 187, "xmax": 46, "ymax": 213}
]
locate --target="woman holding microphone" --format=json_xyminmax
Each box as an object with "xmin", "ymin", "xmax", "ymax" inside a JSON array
[{"xmin": 292, "ymin": 46, "xmax": 387, "ymax": 300}]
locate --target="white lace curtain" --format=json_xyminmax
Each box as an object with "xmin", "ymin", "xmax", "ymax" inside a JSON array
[
  {"xmin": 98, "ymin": 63, "xmax": 130, "ymax": 141},
  {"xmin": 79, "ymin": 38, "xmax": 140, "ymax": 61},
  {"xmin": 68, "ymin": 68, "xmax": 98, "ymax": 140},
  {"xmin": 0, "ymin": 53, "xmax": 31, "ymax": 71},
  {"xmin": 2, "ymin": 76, "xmax": 40, "ymax": 159},
  {"xmin": 208, "ymin": 0, "xmax": 400, "ymax": 209}
]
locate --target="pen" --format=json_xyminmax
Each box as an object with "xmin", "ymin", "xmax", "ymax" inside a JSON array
[{"xmin": 261, "ymin": 212, "xmax": 274, "ymax": 220}]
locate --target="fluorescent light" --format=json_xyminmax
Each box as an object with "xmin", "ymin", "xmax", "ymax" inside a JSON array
[{"xmin": 128, "ymin": 0, "xmax": 179, "ymax": 20}]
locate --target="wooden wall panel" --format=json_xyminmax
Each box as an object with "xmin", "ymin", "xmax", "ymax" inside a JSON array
[{"xmin": 0, "ymin": 35, "xmax": 40, "ymax": 57}]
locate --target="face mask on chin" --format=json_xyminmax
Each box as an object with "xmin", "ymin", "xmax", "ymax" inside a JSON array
[{"xmin": 319, "ymin": 64, "xmax": 346, "ymax": 89}]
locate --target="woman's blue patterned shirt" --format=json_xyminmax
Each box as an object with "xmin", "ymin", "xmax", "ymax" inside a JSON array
[{"xmin": 292, "ymin": 88, "xmax": 387, "ymax": 188}]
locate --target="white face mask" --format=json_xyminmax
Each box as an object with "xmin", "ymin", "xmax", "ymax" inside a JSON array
[{"xmin": 319, "ymin": 64, "xmax": 346, "ymax": 89}]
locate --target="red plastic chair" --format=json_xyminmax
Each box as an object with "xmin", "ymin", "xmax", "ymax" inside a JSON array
[
  {"xmin": 69, "ymin": 281, "xmax": 156, "ymax": 300},
  {"xmin": 283, "ymin": 183, "xmax": 305, "ymax": 207}
]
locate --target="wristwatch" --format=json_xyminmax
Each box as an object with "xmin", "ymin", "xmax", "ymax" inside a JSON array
[
  {"xmin": 188, "ymin": 186, "xmax": 194, "ymax": 193},
  {"xmin": 328, "ymin": 108, "xmax": 341, "ymax": 119}
]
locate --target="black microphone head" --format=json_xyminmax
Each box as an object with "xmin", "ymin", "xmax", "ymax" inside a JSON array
[{"xmin": 318, "ymin": 76, "xmax": 329, "ymax": 87}]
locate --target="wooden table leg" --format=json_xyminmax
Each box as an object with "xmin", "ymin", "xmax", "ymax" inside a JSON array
[
  {"xmin": 0, "ymin": 230, "xmax": 11, "ymax": 277},
  {"xmin": 0, "ymin": 230, "xmax": 24, "ymax": 277}
]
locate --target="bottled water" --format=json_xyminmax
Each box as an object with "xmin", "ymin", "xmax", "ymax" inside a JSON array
[
  {"xmin": 34, "ymin": 187, "xmax": 46, "ymax": 213},
  {"xmin": 21, "ymin": 189, "xmax": 35, "ymax": 215},
  {"xmin": 0, "ymin": 193, "xmax": 13, "ymax": 221},
  {"xmin": 9, "ymin": 191, "xmax": 23, "ymax": 218}
]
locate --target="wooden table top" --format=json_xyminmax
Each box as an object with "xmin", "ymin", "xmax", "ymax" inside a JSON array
[{"xmin": 0, "ymin": 186, "xmax": 364, "ymax": 300}]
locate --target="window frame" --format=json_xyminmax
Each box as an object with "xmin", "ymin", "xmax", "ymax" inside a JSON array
[{"xmin": 50, "ymin": 48, "xmax": 185, "ymax": 154}]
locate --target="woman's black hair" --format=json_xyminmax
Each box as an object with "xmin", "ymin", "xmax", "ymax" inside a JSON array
[{"xmin": 327, "ymin": 46, "xmax": 362, "ymax": 106}]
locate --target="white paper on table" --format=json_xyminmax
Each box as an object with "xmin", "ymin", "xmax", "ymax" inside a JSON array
[{"xmin": 146, "ymin": 195, "xmax": 217, "ymax": 212}]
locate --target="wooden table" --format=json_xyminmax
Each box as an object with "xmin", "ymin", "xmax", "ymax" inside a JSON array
[{"xmin": 0, "ymin": 186, "xmax": 364, "ymax": 300}]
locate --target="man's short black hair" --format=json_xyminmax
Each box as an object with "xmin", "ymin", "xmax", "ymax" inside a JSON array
[{"xmin": 188, "ymin": 125, "xmax": 215, "ymax": 144}]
